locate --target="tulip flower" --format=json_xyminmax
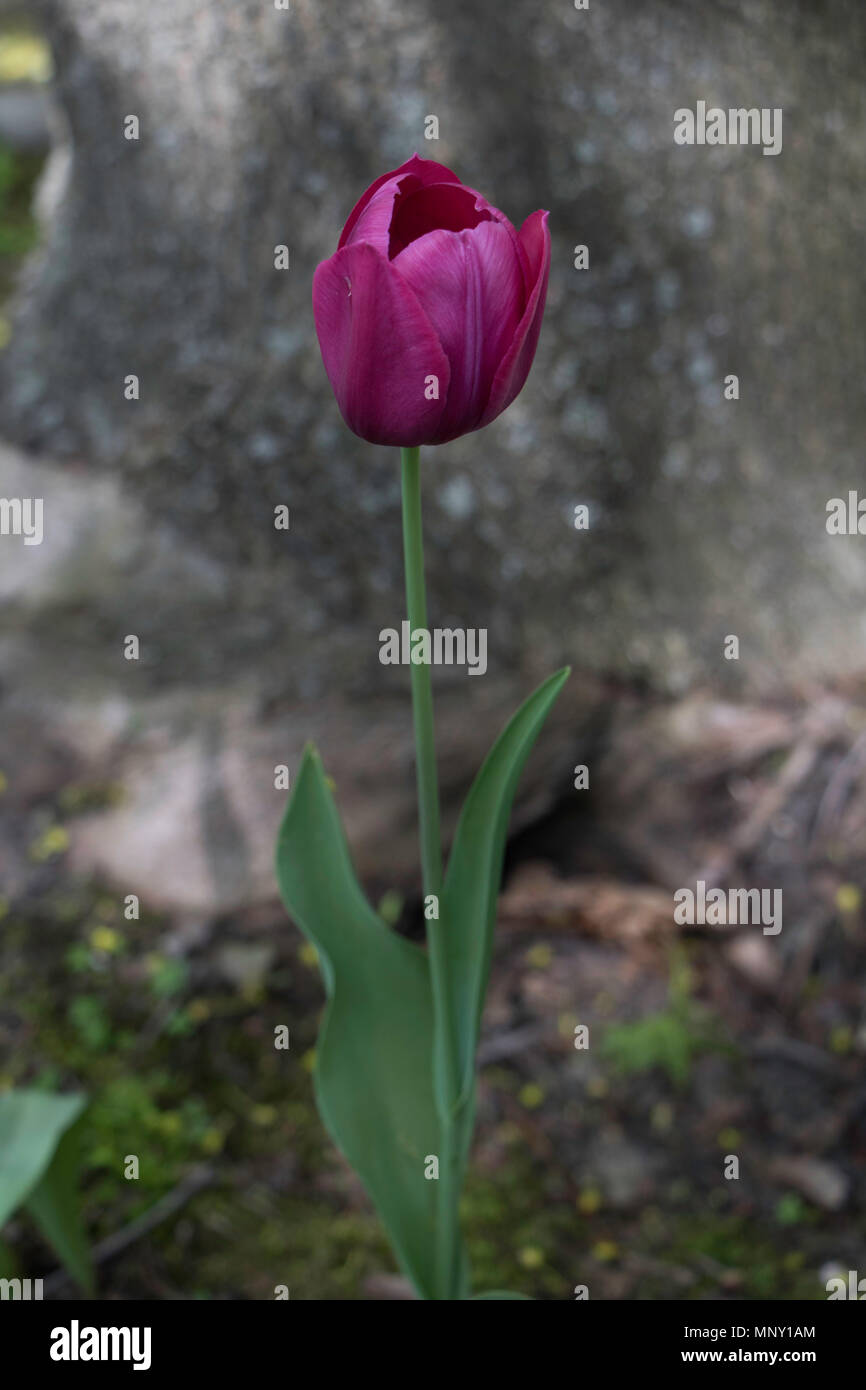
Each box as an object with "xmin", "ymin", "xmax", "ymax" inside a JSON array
[
  {"xmin": 277, "ymin": 155, "xmax": 566, "ymax": 1300},
  {"xmin": 312, "ymin": 154, "xmax": 550, "ymax": 446}
]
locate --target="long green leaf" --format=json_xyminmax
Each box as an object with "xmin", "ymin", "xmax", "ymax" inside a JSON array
[
  {"xmin": 441, "ymin": 668, "xmax": 570, "ymax": 1120},
  {"xmin": 275, "ymin": 746, "xmax": 444, "ymax": 1300},
  {"xmin": 0, "ymin": 1090, "xmax": 86, "ymax": 1226},
  {"xmin": 0, "ymin": 1088, "xmax": 93, "ymax": 1292},
  {"xmin": 26, "ymin": 1117, "xmax": 94, "ymax": 1294}
]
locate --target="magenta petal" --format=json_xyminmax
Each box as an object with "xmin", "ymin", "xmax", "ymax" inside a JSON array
[
  {"xmin": 478, "ymin": 210, "xmax": 551, "ymax": 429},
  {"xmin": 312, "ymin": 242, "xmax": 451, "ymax": 447},
  {"xmin": 519, "ymin": 205, "xmax": 549, "ymax": 284},
  {"xmin": 389, "ymin": 183, "xmax": 495, "ymax": 257},
  {"xmin": 394, "ymin": 220, "xmax": 525, "ymax": 441},
  {"xmin": 343, "ymin": 177, "xmax": 405, "ymax": 256},
  {"xmin": 338, "ymin": 154, "xmax": 463, "ymax": 251}
]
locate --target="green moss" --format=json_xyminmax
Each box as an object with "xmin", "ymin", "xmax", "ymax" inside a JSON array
[
  {"xmin": 666, "ymin": 1213, "xmax": 823, "ymax": 1300},
  {"xmin": 461, "ymin": 1153, "xmax": 578, "ymax": 1300}
]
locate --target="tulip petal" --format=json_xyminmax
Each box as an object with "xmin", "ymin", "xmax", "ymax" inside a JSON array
[
  {"xmin": 478, "ymin": 210, "xmax": 551, "ymax": 429},
  {"xmin": 339, "ymin": 154, "xmax": 463, "ymax": 253},
  {"xmin": 342, "ymin": 179, "xmax": 406, "ymax": 258},
  {"xmin": 394, "ymin": 220, "xmax": 525, "ymax": 442},
  {"xmin": 390, "ymin": 182, "xmax": 531, "ymax": 288},
  {"xmin": 313, "ymin": 241, "xmax": 451, "ymax": 447},
  {"xmin": 388, "ymin": 183, "xmax": 495, "ymax": 257}
]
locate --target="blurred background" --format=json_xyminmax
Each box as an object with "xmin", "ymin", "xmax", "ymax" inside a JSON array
[{"xmin": 0, "ymin": 0, "xmax": 864, "ymax": 1298}]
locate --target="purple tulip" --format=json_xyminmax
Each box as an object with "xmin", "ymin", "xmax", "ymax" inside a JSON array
[{"xmin": 313, "ymin": 154, "xmax": 551, "ymax": 447}]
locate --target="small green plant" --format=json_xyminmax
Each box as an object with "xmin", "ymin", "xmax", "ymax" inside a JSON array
[
  {"xmin": 601, "ymin": 949, "xmax": 724, "ymax": 1088},
  {"xmin": 68, "ymin": 995, "xmax": 113, "ymax": 1052}
]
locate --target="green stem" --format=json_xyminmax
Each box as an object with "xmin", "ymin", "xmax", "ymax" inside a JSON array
[
  {"xmin": 400, "ymin": 447, "xmax": 443, "ymax": 912},
  {"xmin": 400, "ymin": 444, "xmax": 461, "ymax": 1300}
]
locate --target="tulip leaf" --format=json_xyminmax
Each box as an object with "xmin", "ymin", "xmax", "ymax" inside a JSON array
[
  {"xmin": 26, "ymin": 1118, "xmax": 94, "ymax": 1294},
  {"xmin": 275, "ymin": 746, "xmax": 442, "ymax": 1301},
  {"xmin": 0, "ymin": 1088, "xmax": 93, "ymax": 1292},
  {"xmin": 441, "ymin": 667, "xmax": 570, "ymax": 1128},
  {"xmin": 0, "ymin": 1089, "xmax": 86, "ymax": 1227}
]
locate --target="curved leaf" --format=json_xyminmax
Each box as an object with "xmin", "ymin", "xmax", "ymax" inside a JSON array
[
  {"xmin": 26, "ymin": 1117, "xmax": 94, "ymax": 1294},
  {"xmin": 0, "ymin": 1089, "xmax": 93, "ymax": 1292},
  {"xmin": 0, "ymin": 1090, "xmax": 86, "ymax": 1226},
  {"xmin": 275, "ymin": 746, "xmax": 444, "ymax": 1300},
  {"xmin": 441, "ymin": 667, "xmax": 570, "ymax": 1113}
]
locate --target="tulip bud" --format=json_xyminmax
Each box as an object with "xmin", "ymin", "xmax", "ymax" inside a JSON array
[{"xmin": 313, "ymin": 154, "xmax": 550, "ymax": 447}]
